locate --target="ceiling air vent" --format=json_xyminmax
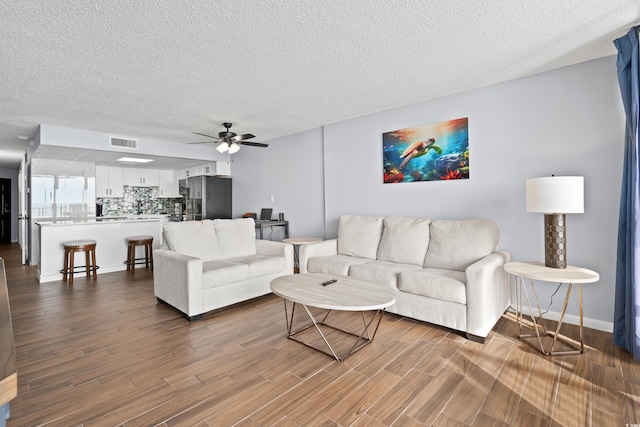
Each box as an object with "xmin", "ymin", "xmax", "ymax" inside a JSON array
[{"xmin": 109, "ymin": 136, "xmax": 138, "ymax": 150}]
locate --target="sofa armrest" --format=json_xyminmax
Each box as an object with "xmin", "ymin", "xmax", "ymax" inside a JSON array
[
  {"xmin": 256, "ymin": 239, "xmax": 294, "ymax": 273},
  {"xmin": 153, "ymin": 249, "xmax": 204, "ymax": 317},
  {"xmin": 299, "ymin": 239, "xmax": 338, "ymax": 274},
  {"xmin": 464, "ymin": 250, "xmax": 511, "ymax": 337}
]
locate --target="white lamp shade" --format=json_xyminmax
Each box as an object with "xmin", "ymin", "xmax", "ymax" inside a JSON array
[
  {"xmin": 526, "ymin": 176, "xmax": 584, "ymax": 214},
  {"xmin": 228, "ymin": 143, "xmax": 240, "ymax": 154},
  {"xmin": 216, "ymin": 142, "xmax": 228, "ymax": 153}
]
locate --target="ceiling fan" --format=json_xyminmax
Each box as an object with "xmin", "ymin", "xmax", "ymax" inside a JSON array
[{"xmin": 190, "ymin": 122, "xmax": 268, "ymax": 154}]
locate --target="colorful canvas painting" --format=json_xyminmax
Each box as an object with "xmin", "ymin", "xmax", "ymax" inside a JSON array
[{"xmin": 383, "ymin": 117, "xmax": 469, "ymax": 183}]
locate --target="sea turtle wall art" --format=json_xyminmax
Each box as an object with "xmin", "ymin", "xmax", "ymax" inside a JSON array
[{"xmin": 383, "ymin": 117, "xmax": 469, "ymax": 184}]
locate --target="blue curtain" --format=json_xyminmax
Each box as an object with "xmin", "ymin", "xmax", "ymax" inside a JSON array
[{"xmin": 614, "ymin": 26, "xmax": 640, "ymax": 359}]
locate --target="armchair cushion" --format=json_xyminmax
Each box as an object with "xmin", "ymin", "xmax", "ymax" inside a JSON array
[
  {"xmin": 214, "ymin": 218, "xmax": 257, "ymax": 258},
  {"xmin": 228, "ymin": 255, "xmax": 287, "ymax": 278},
  {"xmin": 163, "ymin": 220, "xmax": 222, "ymax": 262},
  {"xmin": 202, "ymin": 260, "xmax": 250, "ymax": 289}
]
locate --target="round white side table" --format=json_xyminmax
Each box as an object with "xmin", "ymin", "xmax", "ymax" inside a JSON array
[
  {"xmin": 282, "ymin": 237, "xmax": 322, "ymax": 273},
  {"xmin": 504, "ymin": 261, "xmax": 599, "ymax": 356}
]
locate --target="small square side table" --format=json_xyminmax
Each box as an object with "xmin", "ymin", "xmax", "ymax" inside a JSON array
[{"xmin": 504, "ymin": 261, "xmax": 599, "ymax": 356}]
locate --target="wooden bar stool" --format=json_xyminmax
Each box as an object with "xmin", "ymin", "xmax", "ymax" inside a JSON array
[
  {"xmin": 60, "ymin": 240, "xmax": 98, "ymax": 284},
  {"xmin": 125, "ymin": 235, "xmax": 154, "ymax": 272}
]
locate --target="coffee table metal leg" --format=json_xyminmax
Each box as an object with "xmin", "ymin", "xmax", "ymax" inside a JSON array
[
  {"xmin": 343, "ymin": 309, "xmax": 385, "ymax": 359},
  {"xmin": 300, "ymin": 304, "xmax": 341, "ymax": 361},
  {"xmin": 283, "ymin": 300, "xmax": 386, "ymax": 361}
]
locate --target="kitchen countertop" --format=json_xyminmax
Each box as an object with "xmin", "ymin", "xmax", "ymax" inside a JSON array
[{"xmin": 36, "ymin": 214, "xmax": 170, "ymax": 226}]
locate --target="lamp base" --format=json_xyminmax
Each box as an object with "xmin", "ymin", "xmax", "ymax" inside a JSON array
[{"xmin": 544, "ymin": 213, "xmax": 566, "ymax": 269}]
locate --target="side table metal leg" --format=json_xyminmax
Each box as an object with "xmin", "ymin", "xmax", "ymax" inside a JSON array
[
  {"xmin": 579, "ymin": 283, "xmax": 584, "ymax": 353},
  {"xmin": 515, "ymin": 274, "xmax": 521, "ymax": 335},
  {"xmin": 549, "ymin": 283, "xmax": 573, "ymax": 354},
  {"xmin": 520, "ymin": 279, "xmax": 547, "ymax": 353}
]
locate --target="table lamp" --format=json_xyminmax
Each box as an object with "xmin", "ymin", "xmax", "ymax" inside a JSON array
[{"xmin": 526, "ymin": 176, "xmax": 584, "ymax": 269}]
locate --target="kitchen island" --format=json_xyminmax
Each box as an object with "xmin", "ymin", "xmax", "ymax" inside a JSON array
[{"xmin": 36, "ymin": 216, "xmax": 167, "ymax": 283}]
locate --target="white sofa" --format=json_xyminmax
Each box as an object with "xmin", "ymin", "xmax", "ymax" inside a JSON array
[
  {"xmin": 299, "ymin": 215, "xmax": 510, "ymax": 341},
  {"xmin": 154, "ymin": 218, "xmax": 294, "ymax": 320}
]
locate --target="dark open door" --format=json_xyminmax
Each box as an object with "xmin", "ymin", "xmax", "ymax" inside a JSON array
[{"xmin": 0, "ymin": 179, "xmax": 11, "ymax": 244}]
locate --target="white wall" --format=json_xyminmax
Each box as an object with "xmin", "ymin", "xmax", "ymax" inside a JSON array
[
  {"xmin": 233, "ymin": 56, "xmax": 624, "ymax": 329},
  {"xmin": 232, "ymin": 127, "xmax": 326, "ymax": 240}
]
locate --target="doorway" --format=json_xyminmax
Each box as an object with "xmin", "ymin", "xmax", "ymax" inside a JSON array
[{"xmin": 0, "ymin": 178, "xmax": 11, "ymax": 244}]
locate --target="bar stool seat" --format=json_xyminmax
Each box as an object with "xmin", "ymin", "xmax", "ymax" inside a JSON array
[
  {"xmin": 60, "ymin": 239, "xmax": 99, "ymax": 284},
  {"xmin": 125, "ymin": 235, "xmax": 154, "ymax": 272}
]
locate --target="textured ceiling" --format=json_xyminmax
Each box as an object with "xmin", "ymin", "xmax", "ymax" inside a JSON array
[{"xmin": 0, "ymin": 0, "xmax": 638, "ymax": 169}]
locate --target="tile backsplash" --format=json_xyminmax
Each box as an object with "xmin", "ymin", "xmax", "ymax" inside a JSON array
[{"xmin": 97, "ymin": 186, "xmax": 182, "ymax": 216}]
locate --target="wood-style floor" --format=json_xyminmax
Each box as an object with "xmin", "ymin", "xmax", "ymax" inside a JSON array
[{"xmin": 2, "ymin": 243, "xmax": 639, "ymax": 426}]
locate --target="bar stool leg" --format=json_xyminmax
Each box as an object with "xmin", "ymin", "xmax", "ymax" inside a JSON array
[
  {"xmin": 91, "ymin": 247, "xmax": 97, "ymax": 279},
  {"xmin": 85, "ymin": 249, "xmax": 91, "ymax": 278},
  {"xmin": 69, "ymin": 249, "xmax": 75, "ymax": 285},
  {"xmin": 148, "ymin": 243, "xmax": 153, "ymax": 270},
  {"xmin": 63, "ymin": 249, "xmax": 69, "ymax": 282}
]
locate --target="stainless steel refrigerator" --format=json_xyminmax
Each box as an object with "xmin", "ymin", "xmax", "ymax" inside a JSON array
[{"xmin": 183, "ymin": 176, "xmax": 232, "ymax": 220}]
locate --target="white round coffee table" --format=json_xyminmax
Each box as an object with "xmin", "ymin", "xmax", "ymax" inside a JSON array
[{"xmin": 270, "ymin": 273, "xmax": 395, "ymax": 361}]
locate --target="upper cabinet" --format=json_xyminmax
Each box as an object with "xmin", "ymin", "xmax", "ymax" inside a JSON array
[
  {"xmin": 215, "ymin": 161, "xmax": 230, "ymax": 176},
  {"xmin": 95, "ymin": 166, "xmax": 124, "ymax": 198},
  {"xmin": 158, "ymin": 170, "xmax": 180, "ymax": 198},
  {"xmin": 123, "ymin": 168, "xmax": 160, "ymax": 187},
  {"xmin": 181, "ymin": 162, "xmax": 230, "ymax": 178}
]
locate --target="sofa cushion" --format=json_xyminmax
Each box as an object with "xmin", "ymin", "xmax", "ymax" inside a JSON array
[
  {"xmin": 337, "ymin": 215, "xmax": 384, "ymax": 259},
  {"xmin": 202, "ymin": 260, "xmax": 250, "ymax": 289},
  {"xmin": 399, "ymin": 268, "xmax": 467, "ymax": 304},
  {"xmin": 377, "ymin": 216, "xmax": 431, "ymax": 266},
  {"xmin": 349, "ymin": 260, "xmax": 423, "ymax": 290},
  {"xmin": 162, "ymin": 220, "xmax": 222, "ymax": 262},
  {"xmin": 228, "ymin": 255, "xmax": 286, "ymax": 278},
  {"xmin": 214, "ymin": 218, "xmax": 257, "ymax": 258},
  {"xmin": 308, "ymin": 255, "xmax": 371, "ymax": 276},
  {"xmin": 424, "ymin": 219, "xmax": 499, "ymax": 271}
]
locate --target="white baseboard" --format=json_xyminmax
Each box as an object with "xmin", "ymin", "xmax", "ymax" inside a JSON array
[{"xmin": 508, "ymin": 304, "xmax": 613, "ymax": 333}]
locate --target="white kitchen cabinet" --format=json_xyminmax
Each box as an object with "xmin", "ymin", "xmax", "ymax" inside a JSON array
[
  {"xmin": 123, "ymin": 168, "xmax": 160, "ymax": 187},
  {"xmin": 158, "ymin": 170, "xmax": 180, "ymax": 197},
  {"xmin": 215, "ymin": 161, "xmax": 230, "ymax": 176},
  {"xmin": 187, "ymin": 165, "xmax": 206, "ymax": 177},
  {"xmin": 182, "ymin": 162, "xmax": 230, "ymax": 178},
  {"xmin": 95, "ymin": 165, "xmax": 124, "ymax": 198}
]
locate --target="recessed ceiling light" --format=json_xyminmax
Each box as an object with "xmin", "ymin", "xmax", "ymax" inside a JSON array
[{"xmin": 116, "ymin": 157, "xmax": 153, "ymax": 163}]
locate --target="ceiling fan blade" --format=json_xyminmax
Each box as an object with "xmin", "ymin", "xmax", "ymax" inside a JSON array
[
  {"xmin": 231, "ymin": 133, "xmax": 256, "ymax": 142},
  {"xmin": 186, "ymin": 141, "xmax": 217, "ymax": 144},
  {"xmin": 240, "ymin": 141, "xmax": 269, "ymax": 148},
  {"xmin": 192, "ymin": 131, "xmax": 221, "ymax": 141}
]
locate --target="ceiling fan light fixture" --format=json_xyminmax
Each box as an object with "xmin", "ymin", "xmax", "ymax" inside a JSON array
[
  {"xmin": 216, "ymin": 142, "xmax": 228, "ymax": 153},
  {"xmin": 228, "ymin": 143, "xmax": 241, "ymax": 154}
]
